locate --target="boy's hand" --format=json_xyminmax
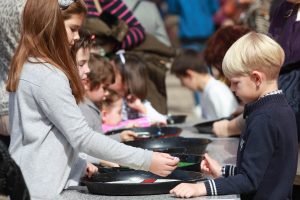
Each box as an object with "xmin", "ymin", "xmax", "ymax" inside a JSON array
[
  {"xmin": 201, "ymin": 153, "xmax": 221, "ymax": 178},
  {"xmin": 85, "ymin": 162, "xmax": 98, "ymax": 178},
  {"xmin": 120, "ymin": 130, "xmax": 138, "ymax": 142},
  {"xmin": 149, "ymin": 152, "xmax": 179, "ymax": 177},
  {"xmin": 170, "ymin": 182, "xmax": 207, "ymax": 198},
  {"xmin": 212, "ymin": 119, "xmax": 231, "ymax": 137}
]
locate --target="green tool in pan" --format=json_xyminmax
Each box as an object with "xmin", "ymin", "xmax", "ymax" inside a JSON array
[{"xmin": 177, "ymin": 162, "xmax": 196, "ymax": 168}]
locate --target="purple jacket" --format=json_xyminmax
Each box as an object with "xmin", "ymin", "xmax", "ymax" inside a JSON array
[{"xmin": 269, "ymin": 2, "xmax": 300, "ymax": 66}]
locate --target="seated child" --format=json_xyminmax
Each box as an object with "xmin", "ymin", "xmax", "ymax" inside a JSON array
[
  {"xmin": 109, "ymin": 51, "xmax": 167, "ymax": 124},
  {"xmin": 101, "ymin": 92, "xmax": 151, "ymax": 133},
  {"xmin": 170, "ymin": 32, "xmax": 298, "ymax": 199},
  {"xmin": 171, "ymin": 49, "xmax": 238, "ymax": 121}
]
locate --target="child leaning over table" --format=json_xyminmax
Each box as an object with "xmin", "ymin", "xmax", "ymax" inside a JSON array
[
  {"xmin": 170, "ymin": 32, "xmax": 298, "ymax": 199},
  {"xmin": 109, "ymin": 52, "xmax": 167, "ymax": 124},
  {"xmin": 171, "ymin": 49, "xmax": 238, "ymax": 121}
]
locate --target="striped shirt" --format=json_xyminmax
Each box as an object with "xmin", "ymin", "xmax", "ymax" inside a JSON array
[{"xmin": 84, "ymin": 0, "xmax": 145, "ymax": 49}]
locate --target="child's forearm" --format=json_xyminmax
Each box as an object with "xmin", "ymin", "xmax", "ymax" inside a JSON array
[
  {"xmin": 198, "ymin": 182, "xmax": 208, "ymax": 196},
  {"xmin": 227, "ymin": 114, "xmax": 244, "ymax": 136},
  {"xmin": 137, "ymin": 104, "xmax": 147, "ymax": 114}
]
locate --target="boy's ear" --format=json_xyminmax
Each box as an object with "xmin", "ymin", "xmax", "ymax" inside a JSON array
[
  {"xmin": 251, "ymin": 70, "xmax": 263, "ymax": 87},
  {"xmin": 185, "ymin": 69, "xmax": 194, "ymax": 77}
]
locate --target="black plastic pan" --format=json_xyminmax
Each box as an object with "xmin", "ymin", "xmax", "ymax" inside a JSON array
[
  {"xmin": 83, "ymin": 170, "xmax": 204, "ymax": 195},
  {"xmin": 167, "ymin": 115, "xmax": 187, "ymax": 124},
  {"xmin": 105, "ymin": 126, "xmax": 182, "ymax": 139},
  {"xmin": 193, "ymin": 116, "xmax": 233, "ymax": 134},
  {"xmin": 124, "ymin": 137, "xmax": 211, "ymax": 155}
]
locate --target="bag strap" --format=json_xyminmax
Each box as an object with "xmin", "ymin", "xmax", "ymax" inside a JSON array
[
  {"xmin": 93, "ymin": 0, "xmax": 102, "ymax": 14},
  {"xmin": 132, "ymin": 0, "xmax": 143, "ymax": 13}
]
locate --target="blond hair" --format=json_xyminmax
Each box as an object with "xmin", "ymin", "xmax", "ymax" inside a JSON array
[{"xmin": 222, "ymin": 32, "xmax": 285, "ymax": 80}]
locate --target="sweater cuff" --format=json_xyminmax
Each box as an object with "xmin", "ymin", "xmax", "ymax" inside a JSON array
[
  {"xmin": 141, "ymin": 150, "xmax": 153, "ymax": 171},
  {"xmin": 204, "ymin": 179, "xmax": 218, "ymax": 196},
  {"xmin": 222, "ymin": 164, "xmax": 236, "ymax": 177}
]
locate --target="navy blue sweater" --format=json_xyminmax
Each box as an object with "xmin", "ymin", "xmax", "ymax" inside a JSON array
[{"xmin": 204, "ymin": 94, "xmax": 298, "ymax": 200}]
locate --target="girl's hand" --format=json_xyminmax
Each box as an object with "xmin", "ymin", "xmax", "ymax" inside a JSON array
[
  {"xmin": 201, "ymin": 153, "xmax": 221, "ymax": 178},
  {"xmin": 170, "ymin": 182, "xmax": 207, "ymax": 198},
  {"xmin": 149, "ymin": 152, "xmax": 179, "ymax": 177},
  {"xmin": 85, "ymin": 162, "xmax": 98, "ymax": 178},
  {"xmin": 120, "ymin": 130, "xmax": 138, "ymax": 142},
  {"xmin": 126, "ymin": 95, "xmax": 147, "ymax": 114}
]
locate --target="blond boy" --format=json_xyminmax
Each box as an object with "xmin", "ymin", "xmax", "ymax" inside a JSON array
[{"xmin": 170, "ymin": 32, "xmax": 298, "ymax": 199}]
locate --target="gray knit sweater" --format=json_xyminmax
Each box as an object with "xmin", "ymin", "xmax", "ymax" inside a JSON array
[
  {"xmin": 9, "ymin": 60, "xmax": 152, "ymax": 199},
  {"xmin": 0, "ymin": 0, "xmax": 25, "ymax": 116}
]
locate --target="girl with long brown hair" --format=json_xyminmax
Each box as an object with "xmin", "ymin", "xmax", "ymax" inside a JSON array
[{"xmin": 6, "ymin": 0, "xmax": 178, "ymax": 198}]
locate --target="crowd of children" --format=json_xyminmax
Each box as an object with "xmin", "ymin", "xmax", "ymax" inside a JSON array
[{"xmin": 0, "ymin": 0, "xmax": 299, "ymax": 199}]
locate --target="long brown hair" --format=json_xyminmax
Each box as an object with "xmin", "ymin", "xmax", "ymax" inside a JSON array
[{"xmin": 6, "ymin": 0, "xmax": 86, "ymax": 103}]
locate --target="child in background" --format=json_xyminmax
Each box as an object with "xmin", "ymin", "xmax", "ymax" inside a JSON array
[
  {"xmin": 203, "ymin": 25, "xmax": 250, "ymax": 137},
  {"xmin": 74, "ymin": 34, "xmax": 137, "ymax": 138},
  {"xmin": 83, "ymin": 53, "xmax": 139, "ymax": 141},
  {"xmin": 170, "ymin": 32, "xmax": 298, "ymax": 199},
  {"xmin": 109, "ymin": 51, "xmax": 167, "ymax": 124},
  {"xmin": 101, "ymin": 91, "xmax": 151, "ymax": 133},
  {"xmin": 171, "ymin": 49, "xmax": 238, "ymax": 121}
]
